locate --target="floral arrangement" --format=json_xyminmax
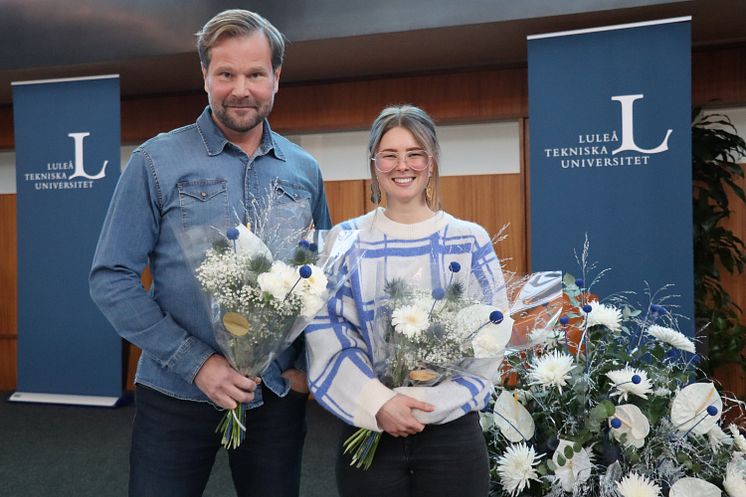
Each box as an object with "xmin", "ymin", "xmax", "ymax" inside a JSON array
[
  {"xmin": 344, "ymin": 261, "xmax": 515, "ymax": 470},
  {"xmin": 482, "ymin": 245, "xmax": 746, "ymax": 497},
  {"xmin": 188, "ymin": 196, "xmax": 359, "ymax": 449}
]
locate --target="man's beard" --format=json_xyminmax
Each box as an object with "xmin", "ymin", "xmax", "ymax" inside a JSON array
[{"xmin": 213, "ymin": 97, "xmax": 274, "ymax": 133}]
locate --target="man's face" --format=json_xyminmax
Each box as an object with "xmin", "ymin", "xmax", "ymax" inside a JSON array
[{"xmin": 202, "ymin": 32, "xmax": 281, "ymax": 136}]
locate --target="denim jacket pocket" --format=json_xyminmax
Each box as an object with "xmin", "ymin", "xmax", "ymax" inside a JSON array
[
  {"xmin": 267, "ymin": 180, "xmax": 314, "ymax": 251},
  {"xmin": 177, "ymin": 179, "xmax": 229, "ymax": 231}
]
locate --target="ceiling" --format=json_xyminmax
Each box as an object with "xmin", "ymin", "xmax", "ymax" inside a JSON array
[{"xmin": 1, "ymin": 0, "xmax": 745, "ymax": 106}]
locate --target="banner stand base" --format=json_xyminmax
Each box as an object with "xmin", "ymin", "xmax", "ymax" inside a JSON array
[{"xmin": 9, "ymin": 391, "xmax": 122, "ymax": 407}]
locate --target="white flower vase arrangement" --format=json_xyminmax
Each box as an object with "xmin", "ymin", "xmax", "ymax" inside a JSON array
[{"xmin": 483, "ymin": 253, "xmax": 746, "ymax": 497}]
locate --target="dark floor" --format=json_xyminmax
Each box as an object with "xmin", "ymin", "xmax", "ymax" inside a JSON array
[{"xmin": 0, "ymin": 392, "xmax": 342, "ymax": 497}]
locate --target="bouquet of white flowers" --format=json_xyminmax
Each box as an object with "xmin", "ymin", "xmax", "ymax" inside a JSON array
[
  {"xmin": 183, "ymin": 190, "xmax": 361, "ymax": 449},
  {"xmin": 343, "ymin": 258, "xmax": 562, "ymax": 470},
  {"xmin": 482, "ymin": 242, "xmax": 746, "ymax": 497}
]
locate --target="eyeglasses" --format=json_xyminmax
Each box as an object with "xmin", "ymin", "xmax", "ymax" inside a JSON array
[{"xmin": 372, "ymin": 150, "xmax": 431, "ymax": 173}]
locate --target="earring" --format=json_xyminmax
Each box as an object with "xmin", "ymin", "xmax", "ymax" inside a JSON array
[{"xmin": 370, "ymin": 181, "xmax": 381, "ymax": 204}]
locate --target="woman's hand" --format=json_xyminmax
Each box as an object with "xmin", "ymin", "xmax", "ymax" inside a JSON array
[{"xmin": 375, "ymin": 394, "xmax": 434, "ymax": 437}]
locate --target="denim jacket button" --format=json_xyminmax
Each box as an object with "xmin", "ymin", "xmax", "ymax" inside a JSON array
[{"xmin": 200, "ymin": 191, "xmax": 207, "ymax": 198}]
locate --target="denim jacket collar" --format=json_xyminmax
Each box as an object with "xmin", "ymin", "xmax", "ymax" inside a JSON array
[{"xmin": 195, "ymin": 106, "xmax": 286, "ymax": 162}]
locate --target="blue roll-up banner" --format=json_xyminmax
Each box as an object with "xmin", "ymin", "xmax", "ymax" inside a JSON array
[
  {"xmin": 528, "ymin": 18, "xmax": 694, "ymax": 334},
  {"xmin": 11, "ymin": 75, "xmax": 123, "ymax": 406}
]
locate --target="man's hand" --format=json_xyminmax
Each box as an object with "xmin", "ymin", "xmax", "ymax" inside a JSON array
[
  {"xmin": 281, "ymin": 368, "xmax": 309, "ymax": 394},
  {"xmin": 194, "ymin": 354, "xmax": 259, "ymax": 409},
  {"xmin": 375, "ymin": 394, "xmax": 435, "ymax": 437}
]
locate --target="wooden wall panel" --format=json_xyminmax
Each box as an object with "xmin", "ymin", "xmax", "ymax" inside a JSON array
[
  {"xmin": 323, "ymin": 179, "xmax": 367, "ymax": 226},
  {"xmin": 0, "ymin": 195, "xmax": 17, "ymax": 335},
  {"xmin": 0, "ymin": 336, "xmax": 16, "ymax": 390},
  {"xmin": 715, "ymin": 169, "xmax": 746, "ymax": 398},
  {"xmin": 440, "ymin": 174, "xmax": 526, "ymax": 274},
  {"xmin": 693, "ymin": 45, "xmax": 746, "ymax": 107}
]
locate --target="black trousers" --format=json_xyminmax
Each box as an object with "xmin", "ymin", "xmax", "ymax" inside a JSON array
[
  {"xmin": 336, "ymin": 412, "xmax": 489, "ymax": 497},
  {"xmin": 129, "ymin": 384, "xmax": 307, "ymax": 497}
]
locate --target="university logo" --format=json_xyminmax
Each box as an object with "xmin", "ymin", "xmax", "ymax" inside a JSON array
[
  {"xmin": 611, "ymin": 94, "xmax": 673, "ymax": 155},
  {"xmin": 68, "ymin": 132, "xmax": 109, "ymax": 180}
]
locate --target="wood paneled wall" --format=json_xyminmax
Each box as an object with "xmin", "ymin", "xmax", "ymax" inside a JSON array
[
  {"xmin": 0, "ymin": 195, "xmax": 17, "ymax": 390},
  {"xmin": 1, "ymin": 44, "xmax": 746, "ymax": 394}
]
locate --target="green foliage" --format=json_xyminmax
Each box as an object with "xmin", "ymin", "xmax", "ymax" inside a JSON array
[{"xmin": 692, "ymin": 109, "xmax": 746, "ymax": 372}]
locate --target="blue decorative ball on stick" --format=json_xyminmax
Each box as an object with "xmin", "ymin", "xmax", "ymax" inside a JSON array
[
  {"xmin": 610, "ymin": 418, "xmax": 622, "ymax": 429},
  {"xmin": 489, "ymin": 310, "xmax": 504, "ymax": 324},
  {"xmin": 226, "ymin": 227, "xmax": 240, "ymax": 240},
  {"xmin": 631, "ymin": 375, "xmax": 641, "ymax": 385},
  {"xmin": 448, "ymin": 262, "xmax": 461, "ymax": 273},
  {"xmin": 299, "ymin": 265, "xmax": 312, "ymax": 279},
  {"xmin": 559, "ymin": 316, "xmax": 569, "ymax": 326},
  {"xmin": 575, "ymin": 278, "xmax": 585, "ymax": 288},
  {"xmin": 582, "ymin": 304, "xmax": 593, "ymax": 313},
  {"xmin": 431, "ymin": 288, "xmax": 446, "ymax": 300},
  {"xmin": 707, "ymin": 405, "xmax": 719, "ymax": 416}
]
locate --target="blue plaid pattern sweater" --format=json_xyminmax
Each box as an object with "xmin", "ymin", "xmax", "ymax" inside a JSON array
[{"xmin": 306, "ymin": 208, "xmax": 508, "ymax": 432}]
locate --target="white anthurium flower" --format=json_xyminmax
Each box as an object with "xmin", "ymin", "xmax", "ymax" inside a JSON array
[
  {"xmin": 493, "ymin": 390, "xmax": 535, "ymax": 443},
  {"xmin": 552, "ymin": 440, "xmax": 593, "ymax": 492},
  {"xmin": 646, "ymin": 325, "xmax": 696, "ymax": 353},
  {"xmin": 609, "ymin": 404, "xmax": 650, "ymax": 448},
  {"xmin": 723, "ymin": 454, "xmax": 746, "ymax": 497},
  {"xmin": 496, "ymin": 442, "xmax": 542, "ymax": 497},
  {"xmin": 606, "ymin": 367, "xmax": 653, "ymax": 401},
  {"xmin": 616, "ymin": 472, "xmax": 662, "ymax": 497},
  {"xmin": 299, "ymin": 264, "xmax": 327, "ymax": 296},
  {"xmin": 582, "ymin": 300, "xmax": 622, "ymax": 332},
  {"xmin": 669, "ymin": 477, "xmax": 722, "ymax": 497},
  {"xmin": 671, "ymin": 383, "xmax": 723, "ymax": 435},
  {"xmin": 235, "ymin": 223, "xmax": 272, "ymax": 260},
  {"xmin": 456, "ymin": 304, "xmax": 511, "ymax": 341},
  {"xmin": 391, "ymin": 305, "xmax": 429, "ymax": 339},
  {"xmin": 257, "ymin": 261, "xmax": 297, "ymax": 300},
  {"xmin": 528, "ymin": 326, "xmax": 560, "ymax": 345},
  {"xmin": 730, "ymin": 424, "xmax": 746, "ymax": 453},
  {"xmin": 708, "ymin": 424, "xmax": 733, "ymax": 452},
  {"xmin": 528, "ymin": 350, "xmax": 576, "ymax": 393},
  {"xmin": 471, "ymin": 312, "xmax": 513, "ymax": 359}
]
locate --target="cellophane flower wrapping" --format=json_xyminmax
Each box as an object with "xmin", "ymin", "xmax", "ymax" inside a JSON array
[
  {"xmin": 181, "ymin": 188, "xmax": 363, "ymax": 449},
  {"xmin": 343, "ymin": 241, "xmax": 564, "ymax": 470},
  {"xmin": 482, "ymin": 239, "xmax": 746, "ymax": 497}
]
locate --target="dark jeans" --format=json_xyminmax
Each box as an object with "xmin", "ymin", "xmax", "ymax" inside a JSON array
[
  {"xmin": 336, "ymin": 412, "xmax": 489, "ymax": 497},
  {"xmin": 129, "ymin": 384, "xmax": 308, "ymax": 497}
]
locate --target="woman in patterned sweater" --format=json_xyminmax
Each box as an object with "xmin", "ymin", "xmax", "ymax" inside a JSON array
[{"xmin": 306, "ymin": 105, "xmax": 509, "ymax": 497}]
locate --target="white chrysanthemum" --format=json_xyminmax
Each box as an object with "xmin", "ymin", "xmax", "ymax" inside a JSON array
[
  {"xmin": 528, "ymin": 350, "xmax": 575, "ymax": 393},
  {"xmin": 707, "ymin": 424, "xmax": 733, "ymax": 451},
  {"xmin": 553, "ymin": 440, "xmax": 593, "ymax": 491},
  {"xmin": 606, "ymin": 367, "xmax": 653, "ymax": 401},
  {"xmin": 257, "ymin": 261, "xmax": 298, "ymax": 300},
  {"xmin": 496, "ymin": 442, "xmax": 541, "ymax": 497},
  {"xmin": 646, "ymin": 325, "xmax": 696, "ymax": 353},
  {"xmin": 724, "ymin": 454, "xmax": 746, "ymax": 497},
  {"xmin": 300, "ymin": 293, "xmax": 324, "ymax": 318},
  {"xmin": 493, "ymin": 390, "xmax": 535, "ymax": 442},
  {"xmin": 669, "ymin": 477, "xmax": 722, "ymax": 497},
  {"xmin": 391, "ymin": 305, "xmax": 429, "ymax": 339},
  {"xmin": 609, "ymin": 404, "xmax": 650, "ymax": 448},
  {"xmin": 730, "ymin": 424, "xmax": 746, "ymax": 453},
  {"xmin": 583, "ymin": 300, "xmax": 622, "ymax": 332},
  {"xmin": 616, "ymin": 472, "xmax": 662, "ymax": 497}
]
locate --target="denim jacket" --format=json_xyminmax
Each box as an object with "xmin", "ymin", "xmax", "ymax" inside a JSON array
[{"xmin": 90, "ymin": 107, "xmax": 331, "ymax": 406}]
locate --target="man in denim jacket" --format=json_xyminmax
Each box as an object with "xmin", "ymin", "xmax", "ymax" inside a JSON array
[{"xmin": 90, "ymin": 9, "xmax": 330, "ymax": 497}]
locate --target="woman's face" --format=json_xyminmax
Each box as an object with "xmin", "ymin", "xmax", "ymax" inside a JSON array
[{"xmin": 374, "ymin": 126, "xmax": 433, "ymax": 209}]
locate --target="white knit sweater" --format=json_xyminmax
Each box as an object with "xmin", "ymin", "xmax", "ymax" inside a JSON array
[{"xmin": 306, "ymin": 208, "xmax": 508, "ymax": 432}]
